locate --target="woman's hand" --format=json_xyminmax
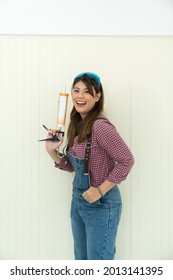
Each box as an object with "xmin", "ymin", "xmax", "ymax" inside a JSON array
[
  {"xmin": 82, "ymin": 186, "xmax": 101, "ymax": 203},
  {"xmin": 45, "ymin": 130, "xmax": 64, "ymax": 154}
]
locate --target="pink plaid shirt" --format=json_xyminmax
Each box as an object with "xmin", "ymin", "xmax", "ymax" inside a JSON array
[{"xmin": 57, "ymin": 117, "xmax": 134, "ymax": 187}]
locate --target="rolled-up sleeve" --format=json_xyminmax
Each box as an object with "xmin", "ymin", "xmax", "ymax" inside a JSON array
[
  {"xmin": 55, "ymin": 155, "xmax": 74, "ymax": 173},
  {"xmin": 95, "ymin": 119, "xmax": 134, "ymax": 184}
]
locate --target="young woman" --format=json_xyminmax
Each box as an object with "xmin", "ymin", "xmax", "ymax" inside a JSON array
[{"xmin": 45, "ymin": 72, "xmax": 134, "ymax": 260}]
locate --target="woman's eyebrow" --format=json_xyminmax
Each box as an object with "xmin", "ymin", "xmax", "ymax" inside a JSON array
[{"xmin": 73, "ymin": 87, "xmax": 88, "ymax": 90}]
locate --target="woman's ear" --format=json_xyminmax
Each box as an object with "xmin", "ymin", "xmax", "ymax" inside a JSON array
[{"xmin": 96, "ymin": 92, "xmax": 101, "ymax": 101}]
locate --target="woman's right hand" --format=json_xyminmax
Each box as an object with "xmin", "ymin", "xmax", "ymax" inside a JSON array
[{"xmin": 45, "ymin": 130, "xmax": 64, "ymax": 154}]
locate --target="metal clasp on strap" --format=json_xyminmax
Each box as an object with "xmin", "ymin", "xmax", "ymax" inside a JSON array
[{"xmin": 84, "ymin": 138, "xmax": 92, "ymax": 175}]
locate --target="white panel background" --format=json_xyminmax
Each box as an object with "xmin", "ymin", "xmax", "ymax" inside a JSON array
[
  {"xmin": 0, "ymin": 35, "xmax": 173, "ymax": 260},
  {"xmin": 0, "ymin": 0, "xmax": 173, "ymax": 35}
]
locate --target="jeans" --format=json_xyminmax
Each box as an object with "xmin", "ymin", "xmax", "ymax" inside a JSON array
[{"xmin": 67, "ymin": 151, "xmax": 122, "ymax": 260}]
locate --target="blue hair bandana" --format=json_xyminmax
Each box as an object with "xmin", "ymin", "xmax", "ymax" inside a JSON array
[{"xmin": 74, "ymin": 72, "xmax": 101, "ymax": 85}]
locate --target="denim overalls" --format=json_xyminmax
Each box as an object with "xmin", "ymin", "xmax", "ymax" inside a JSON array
[{"xmin": 66, "ymin": 151, "xmax": 122, "ymax": 260}]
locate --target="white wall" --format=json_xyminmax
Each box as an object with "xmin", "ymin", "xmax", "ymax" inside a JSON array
[
  {"xmin": 1, "ymin": 0, "xmax": 173, "ymax": 35},
  {"xmin": 0, "ymin": 35, "xmax": 173, "ymax": 260}
]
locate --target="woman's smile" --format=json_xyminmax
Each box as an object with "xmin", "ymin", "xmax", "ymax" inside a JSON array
[
  {"xmin": 72, "ymin": 81, "xmax": 100, "ymax": 119},
  {"xmin": 76, "ymin": 100, "xmax": 87, "ymax": 106}
]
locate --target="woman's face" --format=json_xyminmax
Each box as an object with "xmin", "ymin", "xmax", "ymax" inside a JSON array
[{"xmin": 71, "ymin": 81, "xmax": 100, "ymax": 119}]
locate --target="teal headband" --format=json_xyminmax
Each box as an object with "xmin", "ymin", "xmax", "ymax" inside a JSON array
[{"xmin": 74, "ymin": 72, "xmax": 101, "ymax": 85}]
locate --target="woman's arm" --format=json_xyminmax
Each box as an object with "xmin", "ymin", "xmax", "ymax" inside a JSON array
[
  {"xmin": 95, "ymin": 119, "xmax": 134, "ymax": 184},
  {"xmin": 45, "ymin": 130, "xmax": 64, "ymax": 165},
  {"xmin": 45, "ymin": 130, "xmax": 74, "ymax": 172},
  {"xmin": 82, "ymin": 119, "xmax": 134, "ymax": 203},
  {"xmin": 82, "ymin": 180, "xmax": 116, "ymax": 203}
]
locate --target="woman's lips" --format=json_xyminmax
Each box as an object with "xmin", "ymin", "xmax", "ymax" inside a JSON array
[{"xmin": 76, "ymin": 101, "xmax": 86, "ymax": 106}]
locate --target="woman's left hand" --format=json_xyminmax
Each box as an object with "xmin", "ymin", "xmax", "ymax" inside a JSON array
[{"xmin": 82, "ymin": 186, "xmax": 101, "ymax": 203}]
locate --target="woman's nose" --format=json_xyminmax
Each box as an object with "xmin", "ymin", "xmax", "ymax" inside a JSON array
[{"xmin": 77, "ymin": 91, "xmax": 85, "ymax": 97}]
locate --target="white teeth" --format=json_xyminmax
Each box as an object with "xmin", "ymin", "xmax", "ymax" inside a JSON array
[{"xmin": 77, "ymin": 101, "xmax": 86, "ymax": 104}]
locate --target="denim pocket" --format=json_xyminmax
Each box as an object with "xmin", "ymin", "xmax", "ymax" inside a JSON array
[
  {"xmin": 107, "ymin": 185, "xmax": 122, "ymax": 205},
  {"xmin": 85, "ymin": 206, "xmax": 110, "ymax": 227},
  {"xmin": 99, "ymin": 192, "xmax": 110, "ymax": 206}
]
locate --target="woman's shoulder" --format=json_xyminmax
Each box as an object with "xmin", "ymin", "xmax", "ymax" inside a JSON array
[
  {"xmin": 93, "ymin": 114, "xmax": 113, "ymax": 127},
  {"xmin": 93, "ymin": 114, "xmax": 115, "ymax": 134}
]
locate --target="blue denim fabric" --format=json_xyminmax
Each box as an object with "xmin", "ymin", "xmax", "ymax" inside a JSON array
[{"xmin": 67, "ymin": 151, "xmax": 122, "ymax": 260}]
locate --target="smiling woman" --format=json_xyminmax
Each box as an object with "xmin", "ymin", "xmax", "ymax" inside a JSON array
[
  {"xmin": 45, "ymin": 72, "xmax": 134, "ymax": 260},
  {"xmin": 72, "ymin": 81, "xmax": 101, "ymax": 119},
  {"xmin": 67, "ymin": 73, "xmax": 104, "ymax": 146}
]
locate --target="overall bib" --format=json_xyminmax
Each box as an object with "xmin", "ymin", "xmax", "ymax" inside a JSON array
[{"xmin": 67, "ymin": 151, "xmax": 122, "ymax": 260}]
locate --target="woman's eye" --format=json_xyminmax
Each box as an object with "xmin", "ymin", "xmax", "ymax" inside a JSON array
[{"xmin": 84, "ymin": 91, "xmax": 89, "ymax": 94}]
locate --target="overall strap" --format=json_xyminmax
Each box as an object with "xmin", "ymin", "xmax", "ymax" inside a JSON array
[{"xmin": 84, "ymin": 137, "xmax": 92, "ymax": 175}]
